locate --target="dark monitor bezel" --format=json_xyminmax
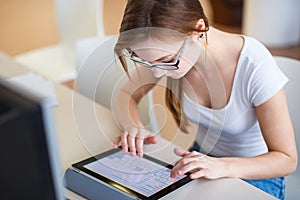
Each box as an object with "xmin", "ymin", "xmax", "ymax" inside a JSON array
[{"xmin": 0, "ymin": 79, "xmax": 64, "ymax": 200}]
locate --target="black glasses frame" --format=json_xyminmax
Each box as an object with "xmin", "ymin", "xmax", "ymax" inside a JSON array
[{"xmin": 128, "ymin": 38, "xmax": 188, "ymax": 70}]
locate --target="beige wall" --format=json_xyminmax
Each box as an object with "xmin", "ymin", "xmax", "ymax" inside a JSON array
[
  {"xmin": 0, "ymin": 0, "xmax": 59, "ymax": 56},
  {"xmin": 0, "ymin": 0, "xmax": 126, "ymax": 56},
  {"xmin": 103, "ymin": 0, "xmax": 126, "ymax": 36},
  {"xmin": 0, "ymin": 0, "xmax": 213, "ymax": 56}
]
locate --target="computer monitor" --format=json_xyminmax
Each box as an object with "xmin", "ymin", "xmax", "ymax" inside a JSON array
[{"xmin": 0, "ymin": 79, "xmax": 64, "ymax": 200}]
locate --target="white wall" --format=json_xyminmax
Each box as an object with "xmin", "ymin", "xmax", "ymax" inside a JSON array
[{"xmin": 242, "ymin": 0, "xmax": 300, "ymax": 48}]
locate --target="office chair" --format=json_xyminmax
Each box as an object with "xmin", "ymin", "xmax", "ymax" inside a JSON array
[
  {"xmin": 75, "ymin": 0, "xmax": 127, "ymax": 71},
  {"xmin": 274, "ymin": 56, "xmax": 300, "ymax": 200}
]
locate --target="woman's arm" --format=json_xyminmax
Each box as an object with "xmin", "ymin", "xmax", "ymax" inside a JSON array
[
  {"xmin": 171, "ymin": 88, "xmax": 298, "ymax": 180},
  {"xmin": 112, "ymin": 67, "xmax": 159, "ymax": 157},
  {"xmin": 224, "ymin": 88, "xmax": 297, "ymax": 179}
]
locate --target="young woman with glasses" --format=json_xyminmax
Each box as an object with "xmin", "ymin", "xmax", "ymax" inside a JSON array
[{"xmin": 112, "ymin": 1, "xmax": 297, "ymax": 199}]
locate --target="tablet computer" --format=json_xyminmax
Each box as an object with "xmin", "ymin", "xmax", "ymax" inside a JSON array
[{"xmin": 72, "ymin": 147, "xmax": 192, "ymax": 199}]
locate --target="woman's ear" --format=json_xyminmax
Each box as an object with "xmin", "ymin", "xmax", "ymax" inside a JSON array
[
  {"xmin": 190, "ymin": 19, "xmax": 206, "ymax": 41},
  {"xmin": 195, "ymin": 19, "xmax": 206, "ymax": 31}
]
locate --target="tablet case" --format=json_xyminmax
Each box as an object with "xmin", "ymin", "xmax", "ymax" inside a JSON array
[{"xmin": 64, "ymin": 167, "xmax": 137, "ymax": 200}]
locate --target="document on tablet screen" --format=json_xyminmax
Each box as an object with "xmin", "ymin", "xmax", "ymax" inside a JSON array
[{"xmin": 84, "ymin": 151, "xmax": 185, "ymax": 197}]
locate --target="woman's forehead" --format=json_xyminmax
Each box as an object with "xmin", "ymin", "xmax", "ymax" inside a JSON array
[
  {"xmin": 130, "ymin": 38, "xmax": 183, "ymax": 61},
  {"xmin": 130, "ymin": 37, "xmax": 183, "ymax": 50}
]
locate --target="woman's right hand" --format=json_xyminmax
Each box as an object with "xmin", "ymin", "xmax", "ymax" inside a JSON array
[{"xmin": 114, "ymin": 127, "xmax": 158, "ymax": 157}]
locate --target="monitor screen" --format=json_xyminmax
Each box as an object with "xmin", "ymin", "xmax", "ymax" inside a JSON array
[{"xmin": 0, "ymin": 79, "xmax": 64, "ymax": 200}]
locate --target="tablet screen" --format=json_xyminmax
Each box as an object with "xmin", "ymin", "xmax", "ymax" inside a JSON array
[{"xmin": 72, "ymin": 148, "xmax": 192, "ymax": 199}]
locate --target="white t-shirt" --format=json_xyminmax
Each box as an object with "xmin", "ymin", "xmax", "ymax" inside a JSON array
[{"xmin": 183, "ymin": 36, "xmax": 288, "ymax": 157}]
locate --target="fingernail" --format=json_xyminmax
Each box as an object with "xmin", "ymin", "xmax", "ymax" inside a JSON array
[{"xmin": 178, "ymin": 170, "xmax": 182, "ymax": 175}]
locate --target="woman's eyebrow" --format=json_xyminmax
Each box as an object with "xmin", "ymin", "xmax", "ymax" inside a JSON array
[
  {"xmin": 153, "ymin": 53, "xmax": 176, "ymax": 62},
  {"xmin": 132, "ymin": 49, "xmax": 174, "ymax": 62},
  {"xmin": 135, "ymin": 52, "xmax": 171, "ymax": 62},
  {"xmin": 153, "ymin": 53, "xmax": 172, "ymax": 62}
]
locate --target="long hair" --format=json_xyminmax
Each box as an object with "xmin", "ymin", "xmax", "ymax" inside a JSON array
[{"xmin": 114, "ymin": 0, "xmax": 209, "ymax": 132}]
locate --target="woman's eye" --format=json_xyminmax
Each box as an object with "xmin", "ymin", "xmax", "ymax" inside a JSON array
[
  {"xmin": 161, "ymin": 57, "xmax": 175, "ymax": 63},
  {"xmin": 162, "ymin": 59, "xmax": 173, "ymax": 63}
]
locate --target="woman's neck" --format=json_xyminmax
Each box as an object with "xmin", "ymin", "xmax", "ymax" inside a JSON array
[{"xmin": 204, "ymin": 26, "xmax": 243, "ymax": 70}]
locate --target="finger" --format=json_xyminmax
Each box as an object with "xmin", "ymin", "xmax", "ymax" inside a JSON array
[
  {"xmin": 173, "ymin": 150, "xmax": 191, "ymax": 166},
  {"xmin": 190, "ymin": 169, "xmax": 207, "ymax": 179},
  {"xmin": 121, "ymin": 131, "xmax": 129, "ymax": 152},
  {"xmin": 170, "ymin": 157, "xmax": 200, "ymax": 178},
  {"xmin": 177, "ymin": 160, "xmax": 204, "ymax": 176},
  {"xmin": 173, "ymin": 151, "xmax": 200, "ymax": 167},
  {"xmin": 136, "ymin": 137, "xmax": 144, "ymax": 157},
  {"xmin": 135, "ymin": 128, "xmax": 150, "ymax": 157},
  {"xmin": 144, "ymin": 136, "xmax": 158, "ymax": 144},
  {"xmin": 114, "ymin": 136, "xmax": 121, "ymax": 148},
  {"xmin": 174, "ymin": 148, "xmax": 190, "ymax": 157},
  {"xmin": 128, "ymin": 128, "xmax": 138, "ymax": 156}
]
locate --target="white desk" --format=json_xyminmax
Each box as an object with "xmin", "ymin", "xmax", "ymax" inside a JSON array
[{"xmin": 0, "ymin": 52, "xmax": 277, "ymax": 200}]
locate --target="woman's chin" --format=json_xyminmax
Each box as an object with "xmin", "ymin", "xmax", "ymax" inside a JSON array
[
  {"xmin": 152, "ymin": 70, "xmax": 185, "ymax": 79},
  {"xmin": 153, "ymin": 73, "xmax": 164, "ymax": 78},
  {"xmin": 151, "ymin": 70, "xmax": 167, "ymax": 78}
]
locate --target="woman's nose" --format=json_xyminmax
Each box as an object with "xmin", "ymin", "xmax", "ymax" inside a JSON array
[{"xmin": 151, "ymin": 67, "xmax": 167, "ymax": 78}]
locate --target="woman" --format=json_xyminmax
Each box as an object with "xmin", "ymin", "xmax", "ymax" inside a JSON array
[{"xmin": 112, "ymin": 0, "xmax": 297, "ymax": 199}]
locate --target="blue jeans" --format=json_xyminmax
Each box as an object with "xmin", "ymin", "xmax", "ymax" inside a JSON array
[
  {"xmin": 189, "ymin": 142, "xmax": 285, "ymax": 200},
  {"xmin": 244, "ymin": 177, "xmax": 285, "ymax": 200}
]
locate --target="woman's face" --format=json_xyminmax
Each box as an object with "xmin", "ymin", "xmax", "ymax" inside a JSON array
[{"xmin": 130, "ymin": 37, "xmax": 201, "ymax": 79}]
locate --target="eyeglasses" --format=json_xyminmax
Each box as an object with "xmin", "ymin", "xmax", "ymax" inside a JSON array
[{"xmin": 127, "ymin": 38, "xmax": 188, "ymax": 70}]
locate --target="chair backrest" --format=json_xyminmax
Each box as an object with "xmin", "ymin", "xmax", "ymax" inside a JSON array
[
  {"xmin": 76, "ymin": 36, "xmax": 127, "ymax": 109},
  {"xmin": 55, "ymin": 0, "xmax": 98, "ymax": 49},
  {"xmin": 274, "ymin": 56, "xmax": 300, "ymax": 171},
  {"xmin": 274, "ymin": 56, "xmax": 300, "ymax": 200},
  {"xmin": 274, "ymin": 56, "xmax": 300, "ymax": 160},
  {"xmin": 76, "ymin": 36, "xmax": 158, "ymax": 133}
]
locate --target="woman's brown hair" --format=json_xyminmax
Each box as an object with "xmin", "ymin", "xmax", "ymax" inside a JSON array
[{"xmin": 114, "ymin": 0, "xmax": 209, "ymax": 132}]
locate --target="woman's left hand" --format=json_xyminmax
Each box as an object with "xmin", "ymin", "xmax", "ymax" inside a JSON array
[{"xmin": 170, "ymin": 148, "xmax": 227, "ymax": 180}]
